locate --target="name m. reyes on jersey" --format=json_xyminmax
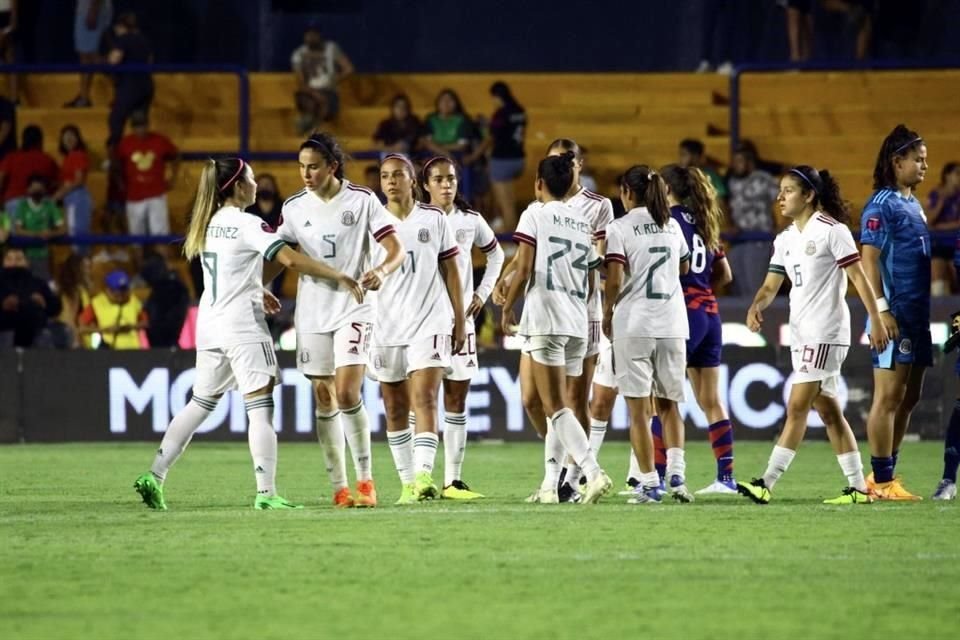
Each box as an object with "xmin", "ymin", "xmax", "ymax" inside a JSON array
[
  {"xmin": 205, "ymin": 225, "xmax": 239, "ymax": 239},
  {"xmin": 552, "ymin": 214, "xmax": 591, "ymax": 235}
]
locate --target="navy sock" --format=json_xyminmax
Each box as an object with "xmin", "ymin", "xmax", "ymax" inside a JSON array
[
  {"xmin": 651, "ymin": 416, "xmax": 666, "ymax": 481},
  {"xmin": 943, "ymin": 400, "xmax": 960, "ymax": 483},
  {"xmin": 871, "ymin": 455, "xmax": 895, "ymax": 484},
  {"xmin": 891, "ymin": 448, "xmax": 899, "ymax": 473}
]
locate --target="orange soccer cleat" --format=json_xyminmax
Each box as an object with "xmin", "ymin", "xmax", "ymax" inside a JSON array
[
  {"xmin": 333, "ymin": 486, "xmax": 356, "ymax": 508},
  {"xmin": 354, "ymin": 480, "xmax": 378, "ymax": 508},
  {"xmin": 871, "ymin": 477, "xmax": 922, "ymax": 501}
]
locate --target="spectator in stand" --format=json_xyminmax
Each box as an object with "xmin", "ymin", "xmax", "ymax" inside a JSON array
[
  {"xmin": 51, "ymin": 125, "xmax": 94, "ymax": 241},
  {"xmin": 821, "ymin": 0, "xmax": 875, "ymax": 61},
  {"xmin": 55, "ymin": 253, "xmax": 93, "ymax": 348},
  {"xmin": 104, "ymin": 11, "xmax": 153, "ymax": 148},
  {"xmin": 0, "ymin": 94, "xmax": 15, "ymax": 161},
  {"xmin": 248, "ymin": 173, "xmax": 283, "ymax": 230},
  {"xmin": 65, "ymin": 0, "xmax": 114, "ymax": 108},
  {"xmin": 422, "ymin": 89, "xmax": 475, "ymax": 158},
  {"xmin": 0, "ymin": 0, "xmax": 18, "ymax": 103},
  {"xmin": 13, "ymin": 175, "xmax": 66, "ymax": 280},
  {"xmin": 115, "ymin": 110, "xmax": 179, "ymax": 246},
  {"xmin": 678, "ymin": 138, "xmax": 728, "ymax": 205},
  {"xmin": 363, "ymin": 164, "xmax": 386, "ymax": 204},
  {"xmin": 0, "ymin": 246, "xmax": 61, "ymax": 348},
  {"xmin": 373, "ymin": 93, "xmax": 422, "ymax": 155},
  {"xmin": 779, "ymin": 0, "xmax": 815, "ymax": 63},
  {"xmin": 0, "ymin": 125, "xmax": 58, "ymax": 215},
  {"xmin": 697, "ymin": 0, "xmax": 734, "ymax": 73},
  {"xmin": 470, "ymin": 81, "xmax": 526, "ymax": 231},
  {"xmin": 725, "ymin": 143, "xmax": 780, "ymax": 296},
  {"xmin": 928, "ymin": 161, "xmax": 960, "ymax": 296},
  {"xmin": 291, "ymin": 26, "xmax": 354, "ymax": 133},
  {"xmin": 141, "ymin": 251, "xmax": 188, "ymax": 348},
  {"xmin": 78, "ymin": 268, "xmax": 147, "ymax": 349}
]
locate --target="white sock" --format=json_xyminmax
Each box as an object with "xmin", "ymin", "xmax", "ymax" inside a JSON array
[
  {"xmin": 387, "ymin": 427, "xmax": 415, "ymax": 485},
  {"xmin": 315, "ymin": 409, "xmax": 348, "ymax": 491},
  {"xmin": 552, "ymin": 408, "xmax": 601, "ymax": 482},
  {"xmin": 414, "ymin": 431, "xmax": 439, "ymax": 475},
  {"xmin": 837, "ymin": 451, "xmax": 867, "ymax": 491},
  {"xmin": 666, "ymin": 447, "xmax": 686, "ymax": 483},
  {"xmin": 341, "ymin": 402, "xmax": 372, "ymax": 482},
  {"xmin": 150, "ymin": 396, "xmax": 217, "ymax": 482},
  {"xmin": 627, "ymin": 449, "xmax": 642, "ymax": 482},
  {"xmin": 589, "ymin": 419, "xmax": 608, "ymax": 456},
  {"xmin": 564, "ymin": 462, "xmax": 582, "ymax": 488},
  {"xmin": 246, "ymin": 395, "xmax": 278, "ymax": 496},
  {"xmin": 761, "ymin": 445, "xmax": 796, "ymax": 491},
  {"xmin": 443, "ymin": 411, "xmax": 468, "ymax": 486},
  {"xmin": 640, "ymin": 470, "xmax": 661, "ymax": 490},
  {"xmin": 541, "ymin": 418, "xmax": 564, "ymax": 492}
]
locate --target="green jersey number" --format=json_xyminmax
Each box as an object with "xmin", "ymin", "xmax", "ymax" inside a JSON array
[
  {"xmin": 645, "ymin": 246, "xmax": 671, "ymax": 300},
  {"xmin": 546, "ymin": 236, "xmax": 590, "ymax": 299},
  {"xmin": 201, "ymin": 251, "xmax": 218, "ymax": 304}
]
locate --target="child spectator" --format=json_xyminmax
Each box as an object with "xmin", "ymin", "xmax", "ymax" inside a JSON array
[
  {"xmin": 104, "ymin": 11, "xmax": 153, "ymax": 147},
  {"xmin": 78, "ymin": 268, "xmax": 147, "ymax": 349},
  {"xmin": 291, "ymin": 26, "xmax": 353, "ymax": 133},
  {"xmin": 0, "ymin": 246, "xmax": 61, "ymax": 348},
  {"xmin": 373, "ymin": 93, "xmax": 422, "ymax": 155},
  {"xmin": 928, "ymin": 161, "xmax": 960, "ymax": 296},
  {"xmin": 13, "ymin": 175, "xmax": 66, "ymax": 281},
  {"xmin": 726, "ymin": 143, "xmax": 780, "ymax": 296},
  {"xmin": 0, "ymin": 125, "xmax": 59, "ymax": 214},
  {"xmin": 64, "ymin": 0, "xmax": 114, "ymax": 108},
  {"xmin": 51, "ymin": 125, "xmax": 94, "ymax": 240}
]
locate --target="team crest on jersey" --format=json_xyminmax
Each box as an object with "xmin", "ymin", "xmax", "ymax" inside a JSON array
[
  {"xmin": 341, "ymin": 211, "xmax": 356, "ymax": 226},
  {"xmin": 866, "ymin": 216, "xmax": 881, "ymax": 231},
  {"xmin": 456, "ymin": 229, "xmax": 468, "ymax": 244},
  {"xmin": 374, "ymin": 355, "xmax": 383, "ymax": 369},
  {"xmin": 899, "ymin": 338, "xmax": 913, "ymax": 355},
  {"xmin": 418, "ymin": 228, "xmax": 430, "ymax": 243},
  {"xmin": 805, "ymin": 241, "xmax": 816, "ymax": 256},
  {"xmin": 299, "ymin": 349, "xmax": 310, "ymax": 363},
  {"xmin": 682, "ymin": 211, "xmax": 696, "ymax": 224}
]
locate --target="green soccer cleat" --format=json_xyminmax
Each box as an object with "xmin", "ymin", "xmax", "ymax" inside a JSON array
[
  {"xmin": 823, "ymin": 487, "xmax": 875, "ymax": 505},
  {"xmin": 253, "ymin": 495, "xmax": 303, "ymax": 510},
  {"xmin": 414, "ymin": 472, "xmax": 439, "ymax": 501},
  {"xmin": 737, "ymin": 478, "xmax": 771, "ymax": 505},
  {"xmin": 395, "ymin": 483, "xmax": 418, "ymax": 505},
  {"xmin": 441, "ymin": 480, "xmax": 484, "ymax": 500},
  {"xmin": 134, "ymin": 472, "xmax": 167, "ymax": 510}
]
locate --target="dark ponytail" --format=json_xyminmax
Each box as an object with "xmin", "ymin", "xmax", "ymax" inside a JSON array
[
  {"xmin": 872, "ymin": 124, "xmax": 923, "ymax": 190},
  {"xmin": 300, "ymin": 131, "xmax": 347, "ymax": 180},
  {"xmin": 421, "ymin": 155, "xmax": 473, "ymax": 211},
  {"xmin": 621, "ymin": 164, "xmax": 671, "ymax": 227},
  {"xmin": 788, "ymin": 165, "xmax": 850, "ymax": 225},
  {"xmin": 537, "ymin": 151, "xmax": 576, "ymax": 199}
]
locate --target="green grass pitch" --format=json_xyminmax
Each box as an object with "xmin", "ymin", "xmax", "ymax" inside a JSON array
[{"xmin": 0, "ymin": 441, "xmax": 955, "ymax": 639}]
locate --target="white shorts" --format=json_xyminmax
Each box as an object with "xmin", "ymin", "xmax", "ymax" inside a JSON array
[
  {"xmin": 791, "ymin": 343, "xmax": 848, "ymax": 398},
  {"xmin": 297, "ymin": 322, "xmax": 372, "ymax": 377},
  {"xmin": 193, "ymin": 342, "xmax": 279, "ymax": 396},
  {"xmin": 126, "ymin": 195, "xmax": 170, "ymax": 236},
  {"xmin": 613, "ymin": 337, "xmax": 686, "ymax": 402},
  {"xmin": 370, "ymin": 334, "xmax": 452, "ymax": 383},
  {"xmin": 447, "ymin": 332, "xmax": 478, "ymax": 381},
  {"xmin": 593, "ymin": 335, "xmax": 617, "ymax": 390},
  {"xmin": 523, "ymin": 335, "xmax": 587, "ymax": 377},
  {"xmin": 585, "ymin": 320, "xmax": 602, "ymax": 358}
]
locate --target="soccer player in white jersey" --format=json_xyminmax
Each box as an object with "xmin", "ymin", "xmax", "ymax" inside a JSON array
[
  {"xmin": 738, "ymin": 166, "xmax": 890, "ymax": 505},
  {"xmin": 133, "ymin": 157, "xmax": 365, "ymax": 510},
  {"xmin": 371, "ymin": 154, "xmax": 466, "ymax": 504},
  {"xmin": 603, "ymin": 165, "xmax": 694, "ymax": 504},
  {"xmin": 501, "ymin": 152, "xmax": 613, "ymax": 504},
  {"xmin": 277, "ymin": 133, "xmax": 405, "ymax": 509},
  {"xmin": 419, "ymin": 155, "xmax": 504, "ymax": 499}
]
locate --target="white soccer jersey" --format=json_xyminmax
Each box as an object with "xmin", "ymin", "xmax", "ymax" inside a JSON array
[
  {"xmin": 195, "ymin": 206, "xmax": 288, "ymax": 350},
  {"xmin": 567, "ymin": 186, "xmax": 614, "ymax": 322},
  {"xmin": 605, "ymin": 207, "xmax": 691, "ymax": 340},
  {"xmin": 278, "ymin": 180, "xmax": 397, "ymax": 334},
  {"xmin": 768, "ymin": 213, "xmax": 860, "ymax": 346},
  {"xmin": 446, "ymin": 206, "xmax": 504, "ymax": 332},
  {"xmin": 374, "ymin": 202, "xmax": 459, "ymax": 346},
  {"xmin": 514, "ymin": 200, "xmax": 600, "ymax": 338}
]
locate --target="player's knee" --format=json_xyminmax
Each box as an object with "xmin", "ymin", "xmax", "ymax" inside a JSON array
[
  {"xmin": 335, "ymin": 387, "xmax": 360, "ymax": 409},
  {"xmin": 521, "ymin": 387, "xmax": 541, "ymax": 414},
  {"xmin": 411, "ymin": 389, "xmax": 438, "ymax": 413},
  {"xmin": 786, "ymin": 396, "xmax": 813, "ymax": 417},
  {"xmin": 874, "ymin": 386, "xmax": 907, "ymax": 414}
]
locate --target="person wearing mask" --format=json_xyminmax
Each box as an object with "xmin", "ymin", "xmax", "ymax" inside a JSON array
[
  {"xmin": 0, "ymin": 125, "xmax": 59, "ymax": 214},
  {"xmin": 0, "ymin": 246, "xmax": 61, "ymax": 348},
  {"xmin": 13, "ymin": 175, "xmax": 66, "ymax": 280}
]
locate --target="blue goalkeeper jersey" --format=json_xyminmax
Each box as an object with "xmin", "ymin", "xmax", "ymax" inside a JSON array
[{"xmin": 859, "ymin": 187, "xmax": 930, "ymax": 327}]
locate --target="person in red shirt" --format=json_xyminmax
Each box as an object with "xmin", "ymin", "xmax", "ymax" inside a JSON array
[
  {"xmin": 0, "ymin": 125, "xmax": 59, "ymax": 214},
  {"xmin": 115, "ymin": 110, "xmax": 179, "ymax": 239},
  {"xmin": 52, "ymin": 124, "xmax": 94, "ymax": 239}
]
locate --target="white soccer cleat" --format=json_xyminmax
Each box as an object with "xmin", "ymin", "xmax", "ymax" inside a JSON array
[
  {"xmin": 695, "ymin": 479, "xmax": 739, "ymax": 496},
  {"xmin": 932, "ymin": 479, "xmax": 957, "ymax": 501},
  {"xmin": 668, "ymin": 475, "xmax": 695, "ymax": 503},
  {"xmin": 581, "ymin": 471, "xmax": 613, "ymax": 504},
  {"xmin": 524, "ymin": 488, "xmax": 559, "ymax": 504}
]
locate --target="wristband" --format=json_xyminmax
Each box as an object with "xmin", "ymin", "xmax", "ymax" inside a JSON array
[{"xmin": 875, "ymin": 297, "xmax": 890, "ymax": 313}]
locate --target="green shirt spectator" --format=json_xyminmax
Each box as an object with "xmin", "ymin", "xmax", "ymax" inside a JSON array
[
  {"xmin": 0, "ymin": 209, "xmax": 10, "ymax": 252},
  {"xmin": 422, "ymin": 89, "xmax": 475, "ymax": 155},
  {"xmin": 13, "ymin": 177, "xmax": 66, "ymax": 280}
]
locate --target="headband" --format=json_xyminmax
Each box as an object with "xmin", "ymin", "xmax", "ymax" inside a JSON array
[
  {"xmin": 382, "ymin": 153, "xmax": 416, "ymax": 176},
  {"xmin": 219, "ymin": 158, "xmax": 245, "ymax": 192},
  {"xmin": 789, "ymin": 168, "xmax": 819, "ymax": 194},
  {"xmin": 422, "ymin": 155, "xmax": 453, "ymax": 178},
  {"xmin": 893, "ymin": 136, "xmax": 923, "ymax": 154}
]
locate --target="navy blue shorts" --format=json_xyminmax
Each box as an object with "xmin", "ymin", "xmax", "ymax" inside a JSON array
[
  {"xmin": 687, "ymin": 310, "xmax": 722, "ymax": 368},
  {"xmin": 870, "ymin": 323, "xmax": 933, "ymax": 370}
]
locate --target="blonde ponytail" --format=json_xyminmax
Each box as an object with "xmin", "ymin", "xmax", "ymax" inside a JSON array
[{"xmin": 183, "ymin": 160, "xmax": 220, "ymax": 259}]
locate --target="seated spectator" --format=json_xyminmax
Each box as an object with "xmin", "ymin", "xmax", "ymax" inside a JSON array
[
  {"xmin": 678, "ymin": 138, "xmax": 728, "ymax": 205},
  {"xmin": 78, "ymin": 268, "xmax": 147, "ymax": 349},
  {"xmin": 0, "ymin": 94, "xmax": 14, "ymax": 162},
  {"xmin": 292, "ymin": 26, "xmax": 353, "ymax": 133},
  {"xmin": 725, "ymin": 143, "xmax": 780, "ymax": 297},
  {"xmin": 0, "ymin": 247, "xmax": 62, "ymax": 348},
  {"xmin": 13, "ymin": 175, "xmax": 66, "ymax": 281},
  {"xmin": 64, "ymin": 0, "xmax": 114, "ymax": 108},
  {"xmin": 104, "ymin": 11, "xmax": 153, "ymax": 147},
  {"xmin": 0, "ymin": 125, "xmax": 59, "ymax": 215},
  {"xmin": 421, "ymin": 89, "xmax": 476, "ymax": 157},
  {"xmin": 248, "ymin": 173, "xmax": 283, "ymax": 230},
  {"xmin": 140, "ymin": 252, "xmax": 187, "ymax": 348},
  {"xmin": 928, "ymin": 161, "xmax": 960, "ymax": 296},
  {"xmin": 362, "ymin": 164, "xmax": 386, "ymax": 204},
  {"xmin": 373, "ymin": 93, "xmax": 422, "ymax": 155},
  {"xmin": 51, "ymin": 124, "xmax": 94, "ymax": 240},
  {"xmin": 54, "ymin": 252, "xmax": 93, "ymax": 348},
  {"xmin": 116, "ymin": 110, "xmax": 179, "ymax": 245}
]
